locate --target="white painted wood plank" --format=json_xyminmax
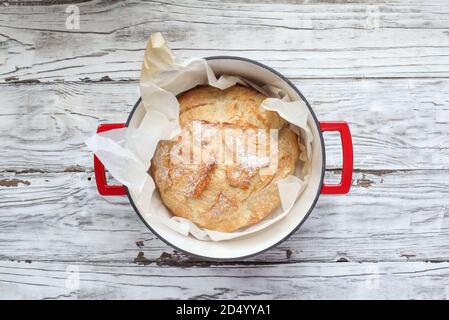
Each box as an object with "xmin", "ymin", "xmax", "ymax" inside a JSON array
[
  {"xmin": 2, "ymin": 0, "xmax": 449, "ymax": 80},
  {"xmin": 0, "ymin": 79, "xmax": 447, "ymax": 172},
  {"xmin": 1, "ymin": 260, "xmax": 449, "ymax": 299},
  {"xmin": 1, "ymin": 170, "xmax": 448, "ymax": 263}
]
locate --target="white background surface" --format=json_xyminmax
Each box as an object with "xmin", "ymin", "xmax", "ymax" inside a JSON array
[{"xmin": 0, "ymin": 0, "xmax": 448, "ymax": 299}]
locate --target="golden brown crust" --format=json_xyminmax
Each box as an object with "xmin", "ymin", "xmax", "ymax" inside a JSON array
[
  {"xmin": 225, "ymin": 165, "xmax": 256, "ymax": 190},
  {"xmin": 178, "ymin": 85, "xmax": 287, "ymax": 130},
  {"xmin": 151, "ymin": 84, "xmax": 300, "ymax": 232}
]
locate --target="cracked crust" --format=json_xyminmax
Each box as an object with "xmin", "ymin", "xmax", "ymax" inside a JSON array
[{"xmin": 151, "ymin": 85, "xmax": 300, "ymax": 232}]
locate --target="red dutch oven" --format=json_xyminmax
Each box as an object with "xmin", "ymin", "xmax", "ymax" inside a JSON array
[{"xmin": 93, "ymin": 57, "xmax": 353, "ymax": 260}]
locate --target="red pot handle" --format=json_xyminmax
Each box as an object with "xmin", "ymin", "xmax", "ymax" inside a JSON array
[
  {"xmin": 320, "ymin": 121, "xmax": 353, "ymax": 194},
  {"xmin": 93, "ymin": 123, "xmax": 127, "ymax": 196}
]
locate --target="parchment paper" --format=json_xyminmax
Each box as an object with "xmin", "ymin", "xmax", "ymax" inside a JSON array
[{"xmin": 86, "ymin": 33, "xmax": 313, "ymax": 241}]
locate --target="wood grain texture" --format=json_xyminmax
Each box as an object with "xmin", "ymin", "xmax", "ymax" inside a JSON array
[
  {"xmin": 1, "ymin": 260, "xmax": 449, "ymax": 299},
  {"xmin": 0, "ymin": 79, "xmax": 448, "ymax": 172},
  {"xmin": 1, "ymin": 170, "xmax": 448, "ymax": 264},
  {"xmin": 2, "ymin": 0, "xmax": 449, "ymax": 81},
  {"xmin": 1, "ymin": 0, "xmax": 448, "ymax": 300}
]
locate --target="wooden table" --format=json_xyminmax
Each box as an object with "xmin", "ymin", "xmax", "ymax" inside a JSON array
[{"xmin": 1, "ymin": 0, "xmax": 448, "ymax": 300}]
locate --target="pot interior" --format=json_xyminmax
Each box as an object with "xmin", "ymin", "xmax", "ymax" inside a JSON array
[{"xmin": 127, "ymin": 57, "xmax": 324, "ymax": 259}]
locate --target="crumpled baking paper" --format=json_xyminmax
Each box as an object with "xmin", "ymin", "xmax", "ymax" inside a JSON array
[{"xmin": 86, "ymin": 33, "xmax": 313, "ymax": 241}]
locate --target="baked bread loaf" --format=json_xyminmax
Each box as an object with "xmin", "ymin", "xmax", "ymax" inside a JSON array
[{"xmin": 151, "ymin": 85, "xmax": 300, "ymax": 232}]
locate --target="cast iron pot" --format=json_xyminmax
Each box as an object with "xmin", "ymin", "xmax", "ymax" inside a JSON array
[{"xmin": 93, "ymin": 56, "xmax": 353, "ymax": 260}]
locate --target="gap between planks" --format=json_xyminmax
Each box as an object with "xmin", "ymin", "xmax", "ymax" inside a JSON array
[
  {"xmin": 3, "ymin": 254, "xmax": 449, "ymax": 268},
  {"xmin": 3, "ymin": 76, "xmax": 449, "ymax": 86},
  {"xmin": 2, "ymin": 167, "xmax": 433, "ymax": 174}
]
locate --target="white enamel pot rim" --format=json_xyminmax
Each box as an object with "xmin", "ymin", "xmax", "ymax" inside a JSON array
[{"xmin": 96, "ymin": 56, "xmax": 352, "ymax": 261}]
